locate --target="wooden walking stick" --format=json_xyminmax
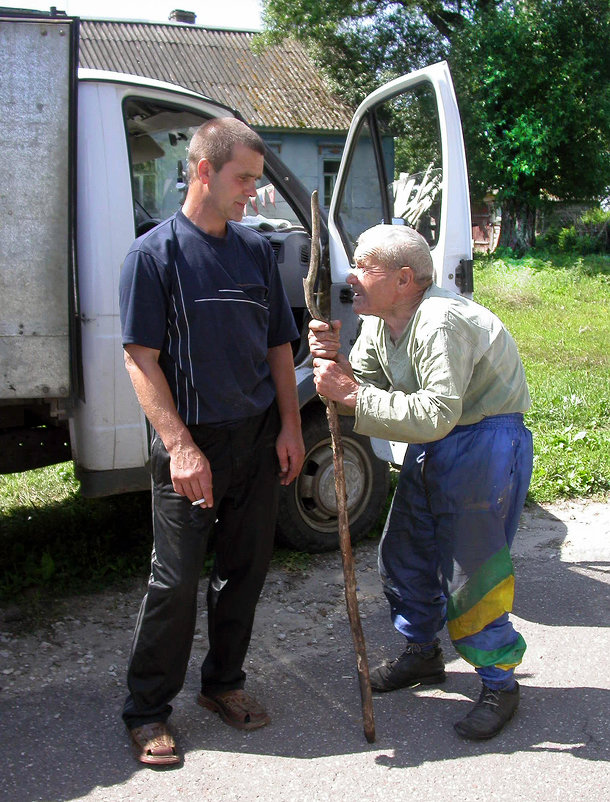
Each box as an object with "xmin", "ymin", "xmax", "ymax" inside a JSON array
[{"xmin": 304, "ymin": 190, "xmax": 376, "ymax": 744}]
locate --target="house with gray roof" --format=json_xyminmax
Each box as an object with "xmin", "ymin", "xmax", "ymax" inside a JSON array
[{"xmin": 78, "ymin": 14, "xmax": 353, "ymax": 210}]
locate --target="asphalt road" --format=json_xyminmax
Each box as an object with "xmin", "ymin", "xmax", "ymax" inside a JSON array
[{"xmin": 1, "ymin": 499, "xmax": 608, "ymax": 801}]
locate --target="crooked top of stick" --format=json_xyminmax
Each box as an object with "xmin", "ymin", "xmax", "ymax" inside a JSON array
[{"xmin": 303, "ymin": 190, "xmax": 329, "ymax": 324}]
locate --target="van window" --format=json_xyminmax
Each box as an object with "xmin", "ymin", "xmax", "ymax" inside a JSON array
[
  {"xmin": 122, "ymin": 99, "xmax": 302, "ymax": 235},
  {"xmin": 332, "ymin": 81, "xmax": 442, "ymax": 255}
]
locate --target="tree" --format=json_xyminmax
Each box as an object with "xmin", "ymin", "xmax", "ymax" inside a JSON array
[
  {"xmin": 260, "ymin": 1, "xmax": 469, "ymax": 104},
  {"xmin": 261, "ymin": 0, "xmax": 610, "ymax": 252},
  {"xmin": 452, "ymin": 0, "xmax": 610, "ymax": 252}
]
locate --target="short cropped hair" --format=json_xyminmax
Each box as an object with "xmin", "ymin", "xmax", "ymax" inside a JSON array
[
  {"xmin": 354, "ymin": 225, "xmax": 434, "ymax": 286},
  {"xmin": 187, "ymin": 118, "xmax": 265, "ymax": 183}
]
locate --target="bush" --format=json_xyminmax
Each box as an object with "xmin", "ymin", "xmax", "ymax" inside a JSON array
[
  {"xmin": 536, "ymin": 225, "xmax": 561, "ymax": 249},
  {"xmin": 557, "ymin": 225, "xmax": 578, "ymax": 252},
  {"xmin": 557, "ymin": 208, "xmax": 610, "ymax": 254},
  {"xmin": 581, "ymin": 207, "xmax": 610, "ymax": 226},
  {"xmin": 491, "ymin": 245, "xmax": 519, "ymax": 260}
]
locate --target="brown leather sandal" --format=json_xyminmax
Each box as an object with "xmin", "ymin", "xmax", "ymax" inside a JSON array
[
  {"xmin": 197, "ymin": 689, "xmax": 270, "ymax": 731},
  {"xmin": 129, "ymin": 722, "xmax": 180, "ymax": 765}
]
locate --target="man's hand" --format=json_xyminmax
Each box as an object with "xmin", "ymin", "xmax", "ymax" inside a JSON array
[
  {"xmin": 167, "ymin": 439, "xmax": 214, "ymax": 507},
  {"xmin": 275, "ymin": 425, "xmax": 305, "ymax": 486},
  {"xmin": 308, "ymin": 319, "xmax": 342, "ymax": 360},
  {"xmin": 312, "ymin": 354, "xmax": 359, "ymax": 408},
  {"xmin": 266, "ymin": 342, "xmax": 305, "ymax": 486}
]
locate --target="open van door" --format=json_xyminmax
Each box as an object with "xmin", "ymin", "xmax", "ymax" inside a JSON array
[{"xmin": 327, "ymin": 60, "xmax": 472, "ymax": 464}]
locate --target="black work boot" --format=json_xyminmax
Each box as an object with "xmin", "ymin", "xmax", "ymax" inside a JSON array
[
  {"xmin": 454, "ymin": 682, "xmax": 520, "ymax": 740},
  {"xmin": 370, "ymin": 640, "xmax": 446, "ymax": 692}
]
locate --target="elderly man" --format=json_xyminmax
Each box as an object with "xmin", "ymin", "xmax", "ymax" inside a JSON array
[
  {"xmin": 119, "ymin": 118, "xmax": 304, "ymax": 765},
  {"xmin": 309, "ymin": 224, "xmax": 532, "ymax": 740}
]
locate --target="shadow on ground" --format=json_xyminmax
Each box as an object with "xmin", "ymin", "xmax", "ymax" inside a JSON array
[{"xmin": 1, "ymin": 501, "xmax": 609, "ymax": 801}]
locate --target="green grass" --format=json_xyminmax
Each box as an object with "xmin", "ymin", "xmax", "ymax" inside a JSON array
[
  {"xmin": 473, "ymin": 251, "xmax": 610, "ymax": 501},
  {"xmin": 0, "ymin": 463, "xmax": 311, "ymax": 605},
  {"xmin": 1, "ymin": 251, "xmax": 609, "ymax": 603},
  {"xmin": 0, "ymin": 463, "xmax": 152, "ymax": 602}
]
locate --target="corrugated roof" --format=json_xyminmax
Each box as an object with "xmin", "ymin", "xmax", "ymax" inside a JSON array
[{"xmin": 79, "ymin": 20, "xmax": 353, "ymax": 132}]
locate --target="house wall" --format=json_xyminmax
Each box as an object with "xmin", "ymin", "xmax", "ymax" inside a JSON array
[
  {"xmin": 260, "ymin": 131, "xmax": 347, "ymax": 210},
  {"xmin": 259, "ymin": 130, "xmax": 395, "ymax": 238},
  {"xmin": 472, "ymin": 198, "xmax": 501, "ymax": 253}
]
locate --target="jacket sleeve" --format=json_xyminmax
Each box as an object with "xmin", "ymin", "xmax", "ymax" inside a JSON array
[
  {"xmin": 349, "ymin": 318, "xmax": 391, "ymax": 391},
  {"xmin": 353, "ymin": 317, "xmax": 476, "ymax": 444}
]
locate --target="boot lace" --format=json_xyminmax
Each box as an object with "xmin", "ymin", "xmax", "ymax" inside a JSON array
[{"xmin": 480, "ymin": 687, "xmax": 501, "ymax": 708}]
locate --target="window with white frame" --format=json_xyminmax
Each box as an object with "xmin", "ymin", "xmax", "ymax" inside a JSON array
[{"xmin": 319, "ymin": 145, "xmax": 343, "ymax": 208}]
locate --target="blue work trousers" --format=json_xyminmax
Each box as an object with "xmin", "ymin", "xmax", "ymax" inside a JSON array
[{"xmin": 379, "ymin": 413, "xmax": 533, "ymax": 689}]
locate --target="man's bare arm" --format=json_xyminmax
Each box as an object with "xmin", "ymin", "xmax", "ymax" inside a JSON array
[{"xmin": 123, "ymin": 344, "xmax": 213, "ymax": 505}]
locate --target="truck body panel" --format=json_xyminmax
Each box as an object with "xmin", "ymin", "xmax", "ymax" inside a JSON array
[{"xmin": 0, "ymin": 17, "xmax": 73, "ymax": 400}]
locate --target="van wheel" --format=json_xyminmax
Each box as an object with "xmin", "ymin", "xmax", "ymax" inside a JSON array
[{"xmin": 276, "ymin": 402, "xmax": 390, "ymax": 552}]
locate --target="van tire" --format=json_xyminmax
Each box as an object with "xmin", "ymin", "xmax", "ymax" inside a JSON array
[{"xmin": 276, "ymin": 402, "xmax": 390, "ymax": 553}]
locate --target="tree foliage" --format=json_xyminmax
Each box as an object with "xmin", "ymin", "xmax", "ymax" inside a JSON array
[
  {"xmin": 452, "ymin": 0, "xmax": 610, "ymax": 250},
  {"xmin": 261, "ymin": 0, "xmax": 610, "ymax": 252},
  {"xmin": 260, "ymin": 1, "xmax": 463, "ymax": 103}
]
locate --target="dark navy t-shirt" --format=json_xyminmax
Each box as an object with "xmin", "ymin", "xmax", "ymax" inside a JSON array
[{"xmin": 119, "ymin": 211, "xmax": 299, "ymax": 425}]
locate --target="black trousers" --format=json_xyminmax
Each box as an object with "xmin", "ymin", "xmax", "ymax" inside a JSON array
[{"xmin": 122, "ymin": 404, "xmax": 280, "ymax": 729}]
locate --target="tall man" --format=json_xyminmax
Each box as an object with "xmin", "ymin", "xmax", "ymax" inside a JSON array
[
  {"xmin": 309, "ymin": 225, "xmax": 532, "ymax": 740},
  {"xmin": 119, "ymin": 118, "xmax": 304, "ymax": 765}
]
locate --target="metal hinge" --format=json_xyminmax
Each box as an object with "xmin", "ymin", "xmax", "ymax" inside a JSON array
[{"xmin": 455, "ymin": 259, "xmax": 474, "ymax": 293}]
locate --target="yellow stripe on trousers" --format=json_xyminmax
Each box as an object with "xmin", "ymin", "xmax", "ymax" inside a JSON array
[{"xmin": 447, "ymin": 575, "xmax": 515, "ymax": 642}]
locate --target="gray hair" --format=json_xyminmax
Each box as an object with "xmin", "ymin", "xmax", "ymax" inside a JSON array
[
  {"xmin": 187, "ymin": 117, "xmax": 265, "ymax": 183},
  {"xmin": 354, "ymin": 225, "xmax": 434, "ymax": 286}
]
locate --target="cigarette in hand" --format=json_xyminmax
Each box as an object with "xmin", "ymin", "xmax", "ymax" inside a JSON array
[{"xmin": 191, "ymin": 497, "xmax": 206, "ymax": 506}]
